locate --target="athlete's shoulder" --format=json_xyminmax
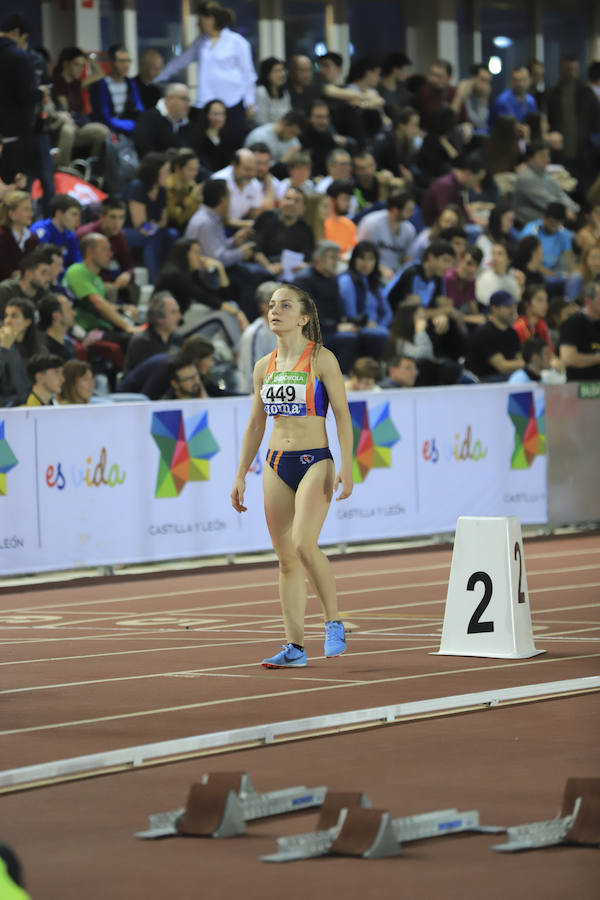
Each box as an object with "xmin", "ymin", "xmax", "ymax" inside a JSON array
[{"xmin": 314, "ymin": 345, "xmax": 340, "ymax": 378}]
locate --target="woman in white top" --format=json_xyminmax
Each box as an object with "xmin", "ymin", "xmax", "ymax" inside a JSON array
[
  {"xmin": 475, "ymin": 242, "xmax": 521, "ymax": 307},
  {"xmin": 254, "ymin": 57, "xmax": 291, "ymax": 126},
  {"xmin": 155, "ymin": 1, "xmax": 256, "ymax": 147}
]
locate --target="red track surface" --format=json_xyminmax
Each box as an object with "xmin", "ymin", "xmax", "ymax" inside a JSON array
[{"xmin": 1, "ymin": 533, "xmax": 599, "ymax": 898}]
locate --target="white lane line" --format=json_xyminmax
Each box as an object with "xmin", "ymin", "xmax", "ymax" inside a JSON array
[
  {"xmin": 1, "ymin": 545, "xmax": 596, "ymax": 614},
  {"xmin": 1, "ymin": 651, "xmax": 597, "ymax": 737}
]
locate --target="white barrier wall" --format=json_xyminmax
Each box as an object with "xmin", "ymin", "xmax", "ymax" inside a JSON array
[{"xmin": 0, "ymin": 383, "xmax": 548, "ymax": 575}]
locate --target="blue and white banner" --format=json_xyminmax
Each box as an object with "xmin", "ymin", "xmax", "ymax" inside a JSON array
[{"xmin": 0, "ymin": 383, "xmax": 548, "ymax": 575}]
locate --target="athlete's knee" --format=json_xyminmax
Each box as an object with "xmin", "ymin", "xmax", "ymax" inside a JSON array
[
  {"xmin": 293, "ymin": 536, "xmax": 317, "ymax": 567},
  {"xmin": 276, "ymin": 549, "xmax": 300, "ymax": 575}
]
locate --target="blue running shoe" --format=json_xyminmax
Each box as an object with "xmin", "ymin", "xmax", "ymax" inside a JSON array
[
  {"xmin": 324, "ymin": 620, "xmax": 346, "ymax": 657},
  {"xmin": 262, "ymin": 643, "xmax": 307, "ymax": 668}
]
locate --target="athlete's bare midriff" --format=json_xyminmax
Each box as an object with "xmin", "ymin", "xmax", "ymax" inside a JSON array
[{"xmin": 269, "ymin": 414, "xmax": 329, "ymax": 452}]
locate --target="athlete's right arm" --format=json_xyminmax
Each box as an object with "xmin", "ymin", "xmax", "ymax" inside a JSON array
[{"xmin": 230, "ymin": 356, "xmax": 269, "ymax": 513}]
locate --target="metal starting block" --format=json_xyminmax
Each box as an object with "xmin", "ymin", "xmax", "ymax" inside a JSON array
[
  {"xmin": 493, "ymin": 778, "xmax": 600, "ymax": 852},
  {"xmin": 135, "ymin": 771, "xmax": 327, "ymax": 840},
  {"xmin": 261, "ymin": 795, "xmax": 502, "ymax": 862}
]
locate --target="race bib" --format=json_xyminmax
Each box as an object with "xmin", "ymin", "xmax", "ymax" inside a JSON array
[{"xmin": 261, "ymin": 370, "xmax": 308, "ymax": 416}]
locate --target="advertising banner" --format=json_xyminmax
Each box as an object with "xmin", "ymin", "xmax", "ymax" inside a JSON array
[{"xmin": 0, "ymin": 383, "xmax": 548, "ymax": 576}]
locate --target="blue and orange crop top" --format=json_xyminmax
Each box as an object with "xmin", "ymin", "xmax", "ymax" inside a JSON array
[{"xmin": 260, "ymin": 341, "xmax": 329, "ymax": 418}]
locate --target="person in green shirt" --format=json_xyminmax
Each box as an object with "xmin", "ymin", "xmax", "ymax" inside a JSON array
[{"xmin": 65, "ymin": 232, "xmax": 141, "ymax": 336}]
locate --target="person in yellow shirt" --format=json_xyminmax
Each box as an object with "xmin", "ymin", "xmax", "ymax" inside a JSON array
[{"xmin": 23, "ymin": 354, "xmax": 64, "ymax": 406}]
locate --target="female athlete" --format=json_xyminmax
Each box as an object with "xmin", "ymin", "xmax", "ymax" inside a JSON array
[{"xmin": 230, "ymin": 283, "xmax": 354, "ymax": 667}]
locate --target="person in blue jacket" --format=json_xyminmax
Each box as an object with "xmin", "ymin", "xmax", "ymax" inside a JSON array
[
  {"xmin": 337, "ymin": 240, "xmax": 392, "ymax": 360},
  {"xmin": 31, "ymin": 194, "xmax": 82, "ymax": 277},
  {"xmin": 89, "ymin": 44, "xmax": 143, "ymax": 134}
]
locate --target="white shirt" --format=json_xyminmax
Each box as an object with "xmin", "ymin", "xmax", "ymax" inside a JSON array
[
  {"xmin": 475, "ymin": 268, "xmax": 521, "ymax": 307},
  {"xmin": 356, "ymin": 209, "xmax": 416, "ymax": 271},
  {"xmin": 244, "ymin": 122, "xmax": 300, "ymax": 162},
  {"xmin": 155, "ymin": 29, "xmax": 256, "ymax": 109},
  {"xmin": 212, "ymin": 164, "xmax": 262, "ymax": 219}
]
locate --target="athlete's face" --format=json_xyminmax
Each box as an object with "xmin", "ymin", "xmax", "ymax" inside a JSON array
[{"xmin": 267, "ymin": 289, "xmax": 309, "ymax": 334}]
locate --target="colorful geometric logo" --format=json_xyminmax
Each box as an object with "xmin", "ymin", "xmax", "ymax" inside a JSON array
[
  {"xmin": 0, "ymin": 420, "xmax": 18, "ymax": 496},
  {"xmin": 151, "ymin": 410, "xmax": 220, "ymax": 498},
  {"xmin": 348, "ymin": 400, "xmax": 400, "ymax": 483},
  {"xmin": 508, "ymin": 391, "xmax": 546, "ymax": 469}
]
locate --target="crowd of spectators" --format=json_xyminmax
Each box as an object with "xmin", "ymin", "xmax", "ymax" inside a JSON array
[{"xmin": 1, "ymin": 3, "xmax": 600, "ymax": 409}]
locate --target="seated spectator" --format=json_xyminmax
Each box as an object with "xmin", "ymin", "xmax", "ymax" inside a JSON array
[
  {"xmin": 155, "ymin": 236, "xmax": 244, "ymax": 326},
  {"xmin": 0, "ymin": 298, "xmax": 42, "ymax": 405},
  {"xmin": 345, "ymin": 356, "xmax": 381, "ymax": 392},
  {"xmin": 380, "ymin": 353, "xmax": 418, "ymax": 388},
  {"xmin": 414, "ymin": 59, "xmax": 456, "ymax": 132},
  {"xmin": 0, "ymin": 190, "xmax": 37, "ymax": 281},
  {"xmin": 546, "ymin": 56, "xmax": 600, "ymax": 181},
  {"xmin": 196, "ymin": 99, "xmax": 232, "ymax": 174},
  {"xmin": 212, "ymin": 148, "xmax": 262, "ymax": 222},
  {"xmin": 567, "ymin": 244, "xmax": 600, "ymax": 302},
  {"xmin": 38, "ymin": 293, "xmax": 77, "ymax": 360},
  {"xmin": 31, "ymin": 194, "xmax": 82, "ymax": 275},
  {"xmin": 356, "ymin": 191, "xmax": 416, "ymax": 278},
  {"xmin": 416, "ymin": 106, "xmax": 463, "ymax": 187},
  {"xmin": 317, "ymin": 51, "xmax": 383, "ymax": 144},
  {"xmin": 486, "ymin": 114, "xmax": 521, "ymax": 176},
  {"xmin": 165, "ymin": 149, "xmax": 204, "ymax": 231},
  {"xmin": 512, "ymin": 235, "xmax": 547, "ymax": 291},
  {"xmin": 440, "ymin": 225, "xmax": 468, "ymax": 262},
  {"xmin": 352, "ymin": 150, "xmax": 393, "ymax": 212},
  {"xmin": 409, "ymin": 203, "xmax": 464, "ymax": 261},
  {"xmin": 467, "ymin": 290, "xmax": 523, "ymax": 381},
  {"xmin": 422, "ymin": 152, "xmax": 486, "ymax": 227},
  {"xmin": 575, "ymin": 199, "xmax": 600, "ymax": 253},
  {"xmin": 547, "ymin": 297, "xmax": 575, "ymax": 348},
  {"xmin": 57, "ymin": 358, "xmax": 95, "ymax": 404},
  {"xmin": 508, "ymin": 336, "xmax": 551, "ymax": 384},
  {"xmin": 315, "ymin": 149, "xmax": 358, "ymax": 218},
  {"xmin": 491, "ymin": 66, "xmax": 537, "ymax": 123},
  {"xmin": 293, "ymin": 240, "xmax": 359, "ymax": 372},
  {"xmin": 277, "ymin": 150, "xmax": 315, "ymax": 196},
  {"xmin": 444, "ymin": 245, "xmax": 485, "ymax": 322},
  {"xmin": 89, "ymin": 43, "xmax": 143, "ymax": 135},
  {"xmin": 133, "ymin": 83, "xmax": 201, "ymax": 157},
  {"xmin": 163, "ymin": 344, "xmax": 216, "ymax": 400},
  {"xmin": 324, "ymin": 180, "xmax": 357, "ymax": 257},
  {"xmin": 133, "ymin": 48, "xmax": 164, "ymax": 110},
  {"xmin": 51, "ymin": 46, "xmax": 108, "ymax": 168},
  {"xmin": 476, "ymin": 202, "xmax": 518, "ymax": 266},
  {"xmin": 77, "ymin": 197, "xmax": 136, "ymax": 303},
  {"xmin": 118, "ymin": 333, "xmax": 214, "ymax": 399},
  {"xmin": 303, "ymin": 192, "xmax": 329, "ymax": 244},
  {"xmin": 558, "ymin": 281, "xmax": 600, "ymax": 381},
  {"xmin": 299, "ymin": 100, "xmax": 342, "ymax": 178},
  {"xmin": 254, "ymin": 57, "xmax": 291, "ymax": 126},
  {"xmin": 475, "ymin": 242, "xmax": 521, "ymax": 307},
  {"xmin": 124, "ymin": 152, "xmax": 173, "ymax": 283},
  {"xmin": 23, "ymin": 353, "xmax": 64, "ymax": 405},
  {"xmin": 378, "ymin": 52, "xmax": 413, "ymax": 111},
  {"xmin": 0, "ymin": 247, "xmax": 52, "ymax": 317},
  {"xmin": 385, "ymin": 239, "xmax": 455, "ymax": 314},
  {"xmin": 452, "ymin": 63, "xmax": 492, "ymax": 133},
  {"xmin": 286, "ymin": 54, "xmax": 320, "ymax": 116},
  {"xmin": 248, "ymin": 142, "xmax": 283, "ymax": 210},
  {"xmin": 385, "ymin": 301, "xmax": 433, "ymax": 362},
  {"xmin": 386, "ymin": 297, "xmax": 466, "ymax": 385},
  {"xmin": 244, "ymin": 109, "xmax": 305, "ymax": 164},
  {"xmin": 374, "ymin": 106, "xmax": 420, "ymax": 183},
  {"xmin": 236, "ymin": 280, "xmax": 278, "ymax": 393},
  {"xmin": 513, "ymin": 284, "xmax": 553, "ymax": 351},
  {"xmin": 520, "ymin": 202, "xmax": 575, "ymax": 277},
  {"xmin": 337, "ymin": 240, "xmax": 393, "ymax": 359},
  {"xmin": 252, "ymin": 186, "xmax": 315, "ymax": 275},
  {"xmin": 65, "ymin": 232, "xmax": 140, "ymax": 341},
  {"xmin": 513, "ymin": 140, "xmax": 579, "ymax": 227},
  {"xmin": 345, "ymin": 57, "xmax": 387, "ymax": 142},
  {"xmin": 124, "ymin": 291, "xmax": 181, "ymax": 372}
]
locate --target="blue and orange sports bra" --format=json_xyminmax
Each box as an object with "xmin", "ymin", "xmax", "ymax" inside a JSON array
[{"xmin": 261, "ymin": 341, "xmax": 329, "ymax": 418}]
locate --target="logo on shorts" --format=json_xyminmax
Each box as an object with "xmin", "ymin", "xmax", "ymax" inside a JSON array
[{"xmin": 300, "ymin": 454, "xmax": 314, "ymax": 465}]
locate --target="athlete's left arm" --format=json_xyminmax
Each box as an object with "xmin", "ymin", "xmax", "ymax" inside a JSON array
[{"xmin": 317, "ymin": 348, "xmax": 354, "ymax": 501}]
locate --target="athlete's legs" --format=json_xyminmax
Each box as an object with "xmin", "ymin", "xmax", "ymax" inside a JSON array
[
  {"xmin": 292, "ymin": 458, "xmax": 339, "ymax": 622},
  {"xmin": 263, "ymin": 464, "xmax": 307, "ymax": 644}
]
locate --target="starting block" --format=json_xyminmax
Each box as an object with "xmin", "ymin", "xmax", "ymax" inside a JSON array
[
  {"xmin": 261, "ymin": 798, "xmax": 503, "ymax": 862},
  {"xmin": 492, "ymin": 778, "xmax": 600, "ymax": 852},
  {"xmin": 437, "ymin": 516, "xmax": 545, "ymax": 659},
  {"xmin": 135, "ymin": 772, "xmax": 327, "ymax": 840}
]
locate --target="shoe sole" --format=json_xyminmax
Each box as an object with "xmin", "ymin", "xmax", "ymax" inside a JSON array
[
  {"xmin": 325, "ymin": 646, "xmax": 346, "ymax": 658},
  {"xmin": 261, "ymin": 660, "xmax": 307, "ymax": 668}
]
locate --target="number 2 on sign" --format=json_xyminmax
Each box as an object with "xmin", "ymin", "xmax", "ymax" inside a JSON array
[
  {"xmin": 466, "ymin": 571, "xmax": 494, "ymax": 634},
  {"xmin": 514, "ymin": 542, "xmax": 525, "ymax": 603}
]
